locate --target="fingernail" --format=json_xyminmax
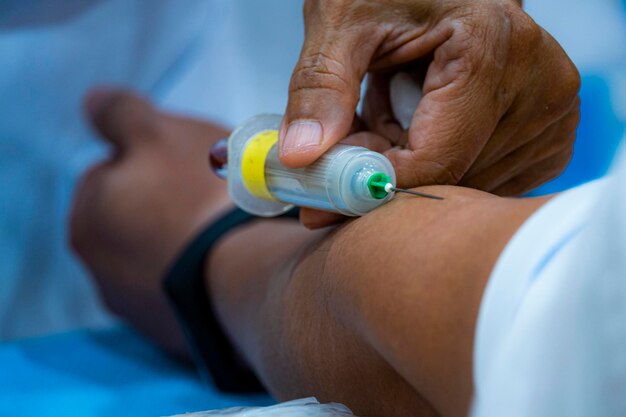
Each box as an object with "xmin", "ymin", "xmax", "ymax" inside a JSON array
[
  {"xmin": 84, "ymin": 87, "xmax": 117, "ymax": 117},
  {"xmin": 280, "ymin": 120, "xmax": 323, "ymax": 155}
]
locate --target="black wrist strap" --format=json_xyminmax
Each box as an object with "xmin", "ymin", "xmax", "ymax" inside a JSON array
[{"xmin": 162, "ymin": 207, "xmax": 298, "ymax": 393}]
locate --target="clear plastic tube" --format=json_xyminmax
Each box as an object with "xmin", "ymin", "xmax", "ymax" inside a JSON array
[{"xmin": 264, "ymin": 144, "xmax": 395, "ymax": 215}]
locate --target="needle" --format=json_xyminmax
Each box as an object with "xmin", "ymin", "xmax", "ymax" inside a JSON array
[{"xmin": 383, "ymin": 183, "xmax": 444, "ymax": 200}]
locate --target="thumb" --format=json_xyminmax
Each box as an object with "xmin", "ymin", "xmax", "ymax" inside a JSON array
[
  {"xmin": 279, "ymin": 7, "xmax": 379, "ymax": 168},
  {"xmin": 84, "ymin": 88, "xmax": 159, "ymax": 152}
]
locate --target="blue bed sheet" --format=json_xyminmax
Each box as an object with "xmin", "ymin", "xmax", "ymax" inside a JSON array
[{"xmin": 0, "ymin": 326, "xmax": 272, "ymax": 417}]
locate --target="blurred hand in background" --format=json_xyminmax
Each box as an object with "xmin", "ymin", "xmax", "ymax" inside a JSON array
[{"xmin": 71, "ymin": 90, "xmax": 231, "ymax": 354}]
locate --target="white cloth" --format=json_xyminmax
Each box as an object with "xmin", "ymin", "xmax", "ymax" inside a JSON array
[
  {"xmin": 472, "ymin": 143, "xmax": 626, "ymax": 416},
  {"xmin": 170, "ymin": 397, "xmax": 354, "ymax": 416},
  {"xmin": 0, "ymin": 0, "xmax": 303, "ymax": 339}
]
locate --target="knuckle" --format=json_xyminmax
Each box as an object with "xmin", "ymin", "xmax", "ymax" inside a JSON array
[
  {"xmin": 515, "ymin": 13, "xmax": 544, "ymax": 49},
  {"xmin": 559, "ymin": 47, "xmax": 582, "ymax": 89},
  {"xmin": 521, "ymin": 30, "xmax": 581, "ymax": 121},
  {"xmin": 127, "ymin": 118, "xmax": 159, "ymax": 142},
  {"xmin": 546, "ymin": 64, "xmax": 581, "ymax": 119},
  {"xmin": 497, "ymin": 0, "xmax": 543, "ymax": 50},
  {"xmin": 508, "ymin": 11, "xmax": 577, "ymax": 80},
  {"xmin": 562, "ymin": 64, "xmax": 582, "ymax": 100},
  {"xmin": 290, "ymin": 53, "xmax": 356, "ymax": 98},
  {"xmin": 436, "ymin": 16, "xmax": 482, "ymax": 72},
  {"xmin": 101, "ymin": 94, "xmax": 134, "ymax": 121},
  {"xmin": 104, "ymin": 95, "xmax": 159, "ymax": 139},
  {"xmin": 439, "ymin": 6, "xmax": 514, "ymax": 82},
  {"xmin": 132, "ymin": 115, "xmax": 160, "ymax": 141}
]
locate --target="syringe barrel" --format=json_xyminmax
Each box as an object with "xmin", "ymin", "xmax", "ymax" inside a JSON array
[
  {"xmin": 265, "ymin": 145, "xmax": 394, "ymax": 216},
  {"xmin": 226, "ymin": 114, "xmax": 395, "ymax": 217}
]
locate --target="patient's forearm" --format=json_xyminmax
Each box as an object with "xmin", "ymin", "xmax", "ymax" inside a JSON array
[
  {"xmin": 208, "ymin": 219, "xmax": 433, "ymax": 416},
  {"xmin": 208, "ymin": 186, "xmax": 550, "ymax": 417}
]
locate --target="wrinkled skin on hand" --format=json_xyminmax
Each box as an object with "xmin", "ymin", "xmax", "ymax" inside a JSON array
[
  {"xmin": 71, "ymin": 90, "xmax": 231, "ymax": 354},
  {"xmin": 279, "ymin": 0, "xmax": 581, "ymax": 229}
]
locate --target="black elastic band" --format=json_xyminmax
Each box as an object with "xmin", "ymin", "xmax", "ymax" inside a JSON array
[{"xmin": 162, "ymin": 207, "xmax": 298, "ymax": 392}]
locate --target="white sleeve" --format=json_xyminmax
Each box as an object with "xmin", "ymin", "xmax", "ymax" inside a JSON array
[{"xmin": 472, "ymin": 145, "xmax": 626, "ymax": 417}]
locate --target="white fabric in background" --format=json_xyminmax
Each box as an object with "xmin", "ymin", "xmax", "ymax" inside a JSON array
[
  {"xmin": 0, "ymin": 0, "xmax": 303, "ymax": 339},
  {"xmin": 473, "ymin": 3, "xmax": 626, "ymax": 414},
  {"xmin": 472, "ymin": 143, "xmax": 626, "ymax": 416}
]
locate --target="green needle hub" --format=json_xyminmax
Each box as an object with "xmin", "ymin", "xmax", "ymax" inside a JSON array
[{"xmin": 367, "ymin": 172, "xmax": 391, "ymax": 199}]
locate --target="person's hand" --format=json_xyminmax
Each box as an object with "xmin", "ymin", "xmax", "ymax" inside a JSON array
[
  {"xmin": 280, "ymin": 0, "xmax": 580, "ymax": 228},
  {"xmin": 70, "ymin": 89, "xmax": 231, "ymax": 353}
]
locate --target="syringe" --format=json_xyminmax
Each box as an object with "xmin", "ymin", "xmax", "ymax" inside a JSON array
[{"xmin": 209, "ymin": 114, "xmax": 441, "ymax": 217}]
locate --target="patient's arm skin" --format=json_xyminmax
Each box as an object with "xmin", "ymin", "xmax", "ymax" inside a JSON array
[
  {"xmin": 72, "ymin": 91, "xmax": 550, "ymax": 417},
  {"xmin": 209, "ymin": 187, "xmax": 548, "ymax": 417}
]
